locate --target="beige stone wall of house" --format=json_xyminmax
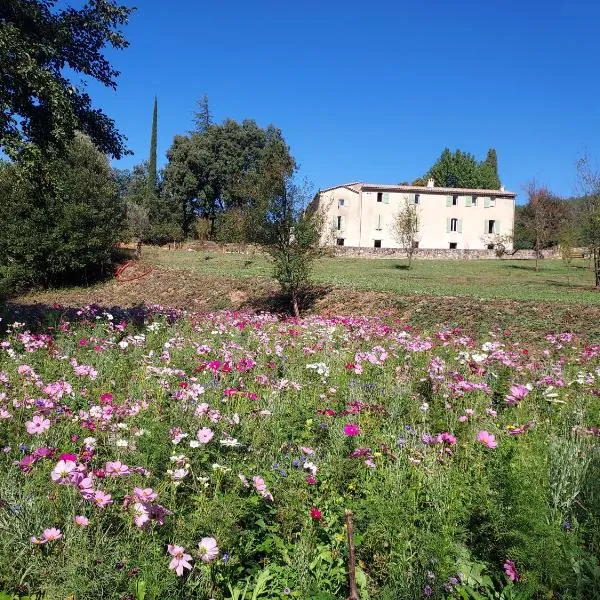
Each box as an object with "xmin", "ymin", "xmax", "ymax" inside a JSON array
[{"xmin": 316, "ymin": 183, "xmax": 515, "ymax": 250}]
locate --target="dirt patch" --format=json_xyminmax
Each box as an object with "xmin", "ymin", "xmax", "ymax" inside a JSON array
[{"xmin": 8, "ymin": 266, "xmax": 600, "ymax": 341}]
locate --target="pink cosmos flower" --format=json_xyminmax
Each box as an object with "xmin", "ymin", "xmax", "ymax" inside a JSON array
[
  {"xmin": 31, "ymin": 527, "xmax": 62, "ymax": 544},
  {"xmin": 477, "ymin": 430, "xmax": 498, "ymax": 449},
  {"xmin": 198, "ymin": 537, "xmax": 219, "ymax": 562},
  {"xmin": 503, "ymin": 559, "xmax": 520, "ymax": 582},
  {"xmin": 301, "ymin": 446, "xmax": 315, "ymax": 455},
  {"xmin": 133, "ymin": 502, "xmax": 150, "ymax": 527},
  {"xmin": 344, "ymin": 423, "xmax": 361, "ymax": 437},
  {"xmin": 196, "ymin": 427, "xmax": 214, "ymax": 444},
  {"xmin": 505, "ymin": 384, "xmax": 530, "ymax": 405},
  {"xmin": 74, "ymin": 515, "xmax": 89, "ymax": 526},
  {"xmin": 26, "ymin": 415, "xmax": 51, "ymax": 435},
  {"xmin": 252, "ymin": 476, "xmax": 267, "ymax": 493},
  {"xmin": 167, "ymin": 544, "xmax": 193, "ymax": 576},
  {"xmin": 133, "ymin": 487, "xmax": 158, "ymax": 502},
  {"xmin": 92, "ymin": 489, "xmax": 113, "ymax": 508},
  {"xmin": 51, "ymin": 459, "xmax": 77, "ymax": 483},
  {"xmin": 105, "ymin": 460, "xmax": 130, "ymax": 476}
]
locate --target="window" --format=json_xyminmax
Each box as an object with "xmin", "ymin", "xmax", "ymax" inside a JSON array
[
  {"xmin": 337, "ymin": 215, "xmax": 342, "ymax": 231},
  {"xmin": 471, "ymin": 195, "xmax": 477, "ymax": 206},
  {"xmin": 336, "ymin": 238, "xmax": 345, "ymax": 246},
  {"xmin": 487, "ymin": 219, "xmax": 495, "ymax": 234},
  {"xmin": 374, "ymin": 240, "xmax": 382, "ymax": 248},
  {"xmin": 453, "ymin": 195, "xmax": 458, "ymax": 206},
  {"xmin": 449, "ymin": 242, "xmax": 458, "ymax": 249},
  {"xmin": 414, "ymin": 194, "xmax": 420, "ymax": 205},
  {"xmin": 377, "ymin": 192, "xmax": 383, "ymax": 203},
  {"xmin": 376, "ymin": 214, "xmax": 382, "ymax": 230},
  {"xmin": 490, "ymin": 198, "xmax": 496, "ymax": 207},
  {"xmin": 412, "ymin": 241, "xmax": 419, "ymax": 249},
  {"xmin": 338, "ymin": 198, "xmax": 345, "ymax": 207},
  {"xmin": 483, "ymin": 197, "xmax": 495, "ymax": 208},
  {"xmin": 450, "ymin": 218, "xmax": 458, "ymax": 232},
  {"xmin": 447, "ymin": 195, "xmax": 458, "ymax": 207}
]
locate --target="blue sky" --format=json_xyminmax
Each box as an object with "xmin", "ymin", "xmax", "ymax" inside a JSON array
[{"xmin": 87, "ymin": 0, "xmax": 600, "ymax": 201}]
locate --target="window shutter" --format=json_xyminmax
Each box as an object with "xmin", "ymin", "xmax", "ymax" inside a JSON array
[
  {"xmin": 383, "ymin": 192, "xmax": 390, "ymax": 204},
  {"xmin": 332, "ymin": 216, "xmax": 337, "ymax": 230},
  {"xmin": 465, "ymin": 196, "xmax": 471, "ymax": 207},
  {"xmin": 457, "ymin": 219, "xmax": 463, "ymax": 233},
  {"xmin": 484, "ymin": 220, "xmax": 488, "ymax": 234},
  {"xmin": 494, "ymin": 220, "xmax": 500, "ymax": 234},
  {"xmin": 446, "ymin": 195, "xmax": 452, "ymax": 207},
  {"xmin": 446, "ymin": 218, "xmax": 451, "ymax": 233},
  {"xmin": 484, "ymin": 197, "xmax": 490, "ymax": 208}
]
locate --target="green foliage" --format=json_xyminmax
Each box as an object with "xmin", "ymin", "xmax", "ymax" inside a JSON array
[
  {"xmin": 162, "ymin": 118, "xmax": 295, "ymax": 240},
  {"xmin": 0, "ymin": 133, "xmax": 124, "ymax": 290},
  {"xmin": 194, "ymin": 95, "xmax": 213, "ymax": 134},
  {"xmin": 0, "ymin": 0, "xmax": 132, "ymax": 160},
  {"xmin": 424, "ymin": 148, "xmax": 501, "ymax": 190},
  {"xmin": 148, "ymin": 97, "xmax": 158, "ymax": 194}
]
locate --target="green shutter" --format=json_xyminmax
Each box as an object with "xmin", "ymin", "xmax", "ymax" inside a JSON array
[
  {"xmin": 465, "ymin": 196, "xmax": 471, "ymax": 207},
  {"xmin": 484, "ymin": 197, "xmax": 490, "ymax": 208},
  {"xmin": 457, "ymin": 219, "xmax": 463, "ymax": 233},
  {"xmin": 446, "ymin": 218, "xmax": 451, "ymax": 233},
  {"xmin": 446, "ymin": 195, "xmax": 452, "ymax": 207},
  {"xmin": 382, "ymin": 192, "xmax": 390, "ymax": 204},
  {"xmin": 494, "ymin": 220, "xmax": 500, "ymax": 234}
]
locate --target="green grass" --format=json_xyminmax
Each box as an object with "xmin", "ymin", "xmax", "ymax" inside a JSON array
[{"xmin": 147, "ymin": 248, "xmax": 600, "ymax": 304}]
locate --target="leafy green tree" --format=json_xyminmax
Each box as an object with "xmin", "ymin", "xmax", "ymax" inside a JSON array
[
  {"xmin": 423, "ymin": 148, "xmax": 501, "ymax": 189},
  {"xmin": 0, "ymin": 0, "xmax": 132, "ymax": 161},
  {"xmin": 0, "ymin": 133, "xmax": 124, "ymax": 291},
  {"xmin": 162, "ymin": 118, "xmax": 295, "ymax": 239},
  {"xmin": 148, "ymin": 97, "xmax": 158, "ymax": 194}
]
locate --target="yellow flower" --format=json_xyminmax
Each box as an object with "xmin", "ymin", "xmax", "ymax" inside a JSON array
[{"xmin": 373, "ymin": 452, "xmax": 382, "ymax": 458}]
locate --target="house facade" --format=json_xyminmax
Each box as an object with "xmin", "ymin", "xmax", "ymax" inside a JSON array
[{"xmin": 314, "ymin": 179, "xmax": 516, "ymax": 250}]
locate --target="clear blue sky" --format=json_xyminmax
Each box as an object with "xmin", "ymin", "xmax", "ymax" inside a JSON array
[{"xmin": 88, "ymin": 0, "xmax": 600, "ymax": 202}]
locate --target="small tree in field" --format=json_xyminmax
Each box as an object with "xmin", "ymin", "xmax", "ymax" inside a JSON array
[
  {"xmin": 521, "ymin": 182, "xmax": 566, "ymax": 271},
  {"xmin": 576, "ymin": 155, "xmax": 600, "ymax": 288},
  {"xmin": 253, "ymin": 178, "xmax": 325, "ymax": 318},
  {"xmin": 391, "ymin": 196, "xmax": 419, "ymax": 269}
]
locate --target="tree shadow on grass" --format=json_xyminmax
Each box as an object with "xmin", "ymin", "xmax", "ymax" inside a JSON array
[
  {"xmin": 243, "ymin": 284, "xmax": 331, "ymax": 316},
  {"xmin": 394, "ymin": 264, "xmax": 411, "ymax": 271},
  {"xmin": 0, "ymin": 302, "xmax": 181, "ymax": 335}
]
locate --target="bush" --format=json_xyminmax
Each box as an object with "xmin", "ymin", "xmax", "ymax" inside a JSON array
[{"xmin": 0, "ymin": 134, "xmax": 125, "ymax": 289}]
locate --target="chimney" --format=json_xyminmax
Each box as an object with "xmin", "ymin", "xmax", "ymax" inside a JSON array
[
  {"xmin": 499, "ymin": 184, "xmax": 505, "ymax": 192},
  {"xmin": 426, "ymin": 178, "xmax": 435, "ymax": 188}
]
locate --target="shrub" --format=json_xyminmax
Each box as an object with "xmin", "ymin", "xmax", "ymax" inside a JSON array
[{"xmin": 0, "ymin": 134, "xmax": 125, "ymax": 289}]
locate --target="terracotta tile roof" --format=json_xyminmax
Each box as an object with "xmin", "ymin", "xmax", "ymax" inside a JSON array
[{"xmin": 321, "ymin": 182, "xmax": 516, "ymax": 197}]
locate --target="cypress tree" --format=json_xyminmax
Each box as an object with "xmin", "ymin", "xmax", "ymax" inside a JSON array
[
  {"xmin": 193, "ymin": 94, "xmax": 213, "ymax": 133},
  {"xmin": 485, "ymin": 148, "xmax": 498, "ymax": 178},
  {"xmin": 148, "ymin": 96, "xmax": 158, "ymax": 193}
]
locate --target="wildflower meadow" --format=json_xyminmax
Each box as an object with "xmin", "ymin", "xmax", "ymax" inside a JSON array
[{"xmin": 1, "ymin": 306, "xmax": 599, "ymax": 599}]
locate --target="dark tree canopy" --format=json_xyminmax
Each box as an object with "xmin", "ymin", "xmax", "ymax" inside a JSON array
[
  {"xmin": 0, "ymin": 0, "xmax": 133, "ymax": 160},
  {"xmin": 419, "ymin": 148, "xmax": 501, "ymax": 189},
  {"xmin": 148, "ymin": 97, "xmax": 158, "ymax": 193},
  {"xmin": 162, "ymin": 118, "xmax": 295, "ymax": 238}
]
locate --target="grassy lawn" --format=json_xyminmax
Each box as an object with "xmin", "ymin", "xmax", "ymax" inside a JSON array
[{"xmin": 147, "ymin": 248, "xmax": 600, "ymax": 304}]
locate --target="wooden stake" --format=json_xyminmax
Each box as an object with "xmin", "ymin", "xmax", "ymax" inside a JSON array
[{"xmin": 345, "ymin": 509, "xmax": 360, "ymax": 600}]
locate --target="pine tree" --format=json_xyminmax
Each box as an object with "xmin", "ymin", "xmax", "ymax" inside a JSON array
[
  {"xmin": 193, "ymin": 95, "xmax": 213, "ymax": 133},
  {"xmin": 148, "ymin": 97, "xmax": 158, "ymax": 193},
  {"xmin": 485, "ymin": 148, "xmax": 498, "ymax": 177}
]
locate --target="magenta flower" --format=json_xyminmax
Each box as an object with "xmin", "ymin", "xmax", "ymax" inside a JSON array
[
  {"xmin": 133, "ymin": 502, "xmax": 150, "ymax": 527},
  {"xmin": 503, "ymin": 559, "xmax": 520, "ymax": 582},
  {"xmin": 74, "ymin": 515, "xmax": 89, "ymax": 526},
  {"xmin": 26, "ymin": 415, "xmax": 51, "ymax": 435},
  {"xmin": 344, "ymin": 423, "xmax": 361, "ymax": 437},
  {"xmin": 505, "ymin": 384, "xmax": 530, "ymax": 405},
  {"xmin": 196, "ymin": 427, "xmax": 214, "ymax": 444},
  {"xmin": 477, "ymin": 430, "xmax": 498, "ymax": 449},
  {"xmin": 167, "ymin": 544, "xmax": 193, "ymax": 576},
  {"xmin": 198, "ymin": 537, "xmax": 219, "ymax": 562}
]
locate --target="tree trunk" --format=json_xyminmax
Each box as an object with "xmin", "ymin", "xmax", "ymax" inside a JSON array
[
  {"xmin": 594, "ymin": 248, "xmax": 600, "ymax": 288},
  {"xmin": 292, "ymin": 293, "xmax": 300, "ymax": 319}
]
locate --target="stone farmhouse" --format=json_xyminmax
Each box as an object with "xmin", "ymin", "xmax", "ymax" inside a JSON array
[{"xmin": 313, "ymin": 179, "xmax": 516, "ymax": 250}]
